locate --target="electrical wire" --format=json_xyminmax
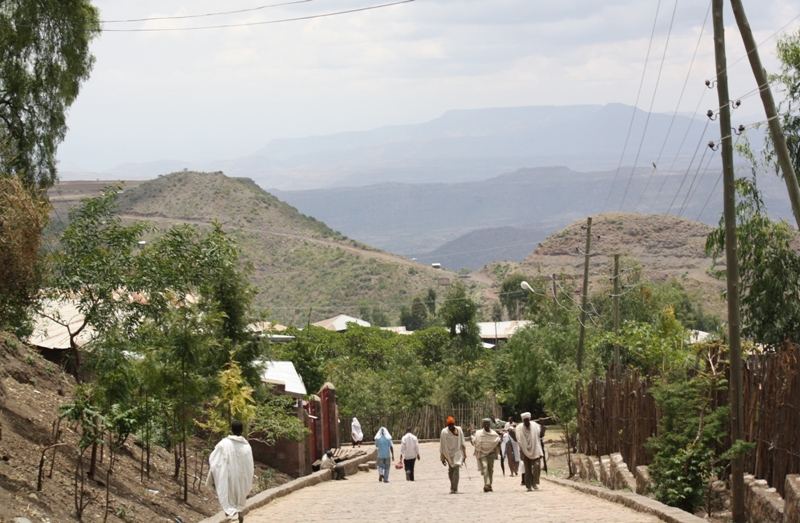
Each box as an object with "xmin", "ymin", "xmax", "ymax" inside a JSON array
[
  {"xmin": 618, "ymin": 0, "xmax": 680, "ymax": 213},
  {"xmin": 602, "ymin": 0, "xmax": 664, "ymax": 212},
  {"xmin": 635, "ymin": 0, "xmax": 711, "ymax": 211},
  {"xmin": 101, "ymin": 0, "xmax": 414, "ymax": 32},
  {"xmin": 101, "ymin": 0, "xmax": 318, "ymax": 23}
]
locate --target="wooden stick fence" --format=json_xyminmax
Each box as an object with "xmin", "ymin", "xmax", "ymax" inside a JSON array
[
  {"xmin": 578, "ymin": 344, "xmax": 800, "ymax": 497},
  {"xmin": 339, "ymin": 399, "xmax": 502, "ymax": 443}
]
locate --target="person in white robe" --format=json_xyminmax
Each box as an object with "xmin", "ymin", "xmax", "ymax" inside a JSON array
[
  {"xmin": 351, "ymin": 417, "xmax": 363, "ymax": 447},
  {"xmin": 206, "ymin": 421, "xmax": 254, "ymax": 522},
  {"xmin": 516, "ymin": 412, "xmax": 543, "ymax": 491},
  {"xmin": 471, "ymin": 418, "xmax": 501, "ymax": 492},
  {"xmin": 501, "ymin": 424, "xmax": 520, "ymax": 476},
  {"xmin": 439, "ymin": 416, "xmax": 466, "ymax": 494}
]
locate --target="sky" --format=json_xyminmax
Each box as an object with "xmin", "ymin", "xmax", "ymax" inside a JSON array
[{"xmin": 57, "ymin": 0, "xmax": 800, "ymax": 173}]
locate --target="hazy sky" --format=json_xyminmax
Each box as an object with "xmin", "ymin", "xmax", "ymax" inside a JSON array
[{"xmin": 57, "ymin": 0, "xmax": 800, "ymax": 172}]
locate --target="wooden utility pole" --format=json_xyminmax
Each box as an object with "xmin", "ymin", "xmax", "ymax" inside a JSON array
[
  {"xmin": 551, "ymin": 274, "xmax": 559, "ymax": 323},
  {"xmin": 712, "ymin": 1, "xmax": 746, "ymax": 520},
  {"xmin": 729, "ymin": 0, "xmax": 800, "ymax": 231},
  {"xmin": 576, "ymin": 217, "xmax": 592, "ymax": 372},
  {"xmin": 613, "ymin": 254, "xmax": 621, "ymax": 379}
]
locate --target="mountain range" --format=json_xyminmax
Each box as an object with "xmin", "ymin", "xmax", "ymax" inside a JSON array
[{"xmin": 62, "ymin": 103, "xmax": 725, "ymax": 190}]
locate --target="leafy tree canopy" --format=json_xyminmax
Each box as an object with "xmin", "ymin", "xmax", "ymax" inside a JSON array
[{"xmin": 0, "ymin": 0, "xmax": 100, "ymax": 188}]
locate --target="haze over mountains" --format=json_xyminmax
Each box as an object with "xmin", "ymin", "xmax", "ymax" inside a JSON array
[
  {"xmin": 63, "ymin": 103, "xmax": 717, "ymax": 190},
  {"xmin": 60, "ymin": 103, "xmax": 791, "ymax": 269}
]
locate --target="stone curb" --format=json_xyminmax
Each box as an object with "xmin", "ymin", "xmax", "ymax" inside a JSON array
[
  {"xmin": 543, "ymin": 476, "xmax": 706, "ymax": 523},
  {"xmin": 198, "ymin": 447, "xmax": 377, "ymax": 523}
]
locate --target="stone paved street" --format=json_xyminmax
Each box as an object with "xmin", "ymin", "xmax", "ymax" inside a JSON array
[{"xmin": 246, "ymin": 442, "xmax": 663, "ymax": 523}]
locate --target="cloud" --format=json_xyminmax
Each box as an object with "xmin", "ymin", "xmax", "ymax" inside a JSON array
[{"xmin": 58, "ymin": 0, "xmax": 800, "ymax": 171}]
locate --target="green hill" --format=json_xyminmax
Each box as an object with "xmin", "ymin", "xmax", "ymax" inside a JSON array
[{"xmin": 107, "ymin": 171, "xmax": 460, "ymax": 324}]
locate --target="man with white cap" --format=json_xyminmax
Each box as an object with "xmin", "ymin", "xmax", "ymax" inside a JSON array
[{"xmin": 516, "ymin": 412, "xmax": 543, "ymax": 491}]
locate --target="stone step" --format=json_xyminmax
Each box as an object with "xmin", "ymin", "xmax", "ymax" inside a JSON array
[
  {"xmin": 358, "ymin": 463, "xmax": 370, "ymax": 472},
  {"xmin": 367, "ymin": 461, "xmax": 377, "ymax": 470}
]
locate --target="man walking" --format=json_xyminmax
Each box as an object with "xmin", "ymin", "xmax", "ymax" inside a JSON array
[
  {"xmin": 400, "ymin": 426, "xmax": 421, "ymax": 481},
  {"xmin": 374, "ymin": 426, "xmax": 394, "ymax": 483},
  {"xmin": 471, "ymin": 418, "xmax": 501, "ymax": 492},
  {"xmin": 516, "ymin": 412, "xmax": 544, "ymax": 491},
  {"xmin": 206, "ymin": 420, "xmax": 254, "ymax": 523},
  {"xmin": 439, "ymin": 416, "xmax": 466, "ymax": 494}
]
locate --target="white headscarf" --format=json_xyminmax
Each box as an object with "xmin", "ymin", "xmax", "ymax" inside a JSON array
[
  {"xmin": 351, "ymin": 417, "xmax": 363, "ymax": 440},
  {"xmin": 374, "ymin": 426, "xmax": 392, "ymax": 441}
]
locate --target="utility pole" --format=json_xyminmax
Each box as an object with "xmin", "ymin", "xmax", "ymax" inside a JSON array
[
  {"xmin": 551, "ymin": 274, "xmax": 559, "ymax": 323},
  {"xmin": 729, "ymin": 0, "xmax": 800, "ymax": 231},
  {"xmin": 576, "ymin": 217, "xmax": 592, "ymax": 372},
  {"xmin": 712, "ymin": 2, "xmax": 745, "ymax": 521},
  {"xmin": 613, "ymin": 254, "xmax": 621, "ymax": 379}
]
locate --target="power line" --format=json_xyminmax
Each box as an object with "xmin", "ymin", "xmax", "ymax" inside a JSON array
[
  {"xmin": 602, "ymin": 0, "xmax": 664, "ymax": 212},
  {"xmin": 635, "ymin": 0, "xmax": 711, "ymax": 211},
  {"xmin": 658, "ymin": 117, "xmax": 711, "ymax": 216},
  {"xmin": 101, "ymin": 0, "xmax": 415, "ymax": 32},
  {"xmin": 618, "ymin": 0, "xmax": 680, "ymax": 213},
  {"xmin": 708, "ymin": 10, "xmax": 800, "ymax": 82},
  {"xmin": 101, "ymin": 0, "xmax": 318, "ymax": 23},
  {"xmin": 647, "ymin": 89, "xmax": 709, "ymax": 212}
]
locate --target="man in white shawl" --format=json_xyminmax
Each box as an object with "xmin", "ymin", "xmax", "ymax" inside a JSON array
[
  {"xmin": 206, "ymin": 420, "xmax": 254, "ymax": 522},
  {"xmin": 471, "ymin": 418, "xmax": 501, "ymax": 492},
  {"xmin": 516, "ymin": 412, "xmax": 543, "ymax": 491},
  {"xmin": 351, "ymin": 417, "xmax": 363, "ymax": 447},
  {"xmin": 439, "ymin": 416, "xmax": 466, "ymax": 494}
]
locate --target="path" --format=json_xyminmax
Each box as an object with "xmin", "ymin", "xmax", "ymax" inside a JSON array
[{"xmin": 246, "ymin": 442, "xmax": 663, "ymax": 523}]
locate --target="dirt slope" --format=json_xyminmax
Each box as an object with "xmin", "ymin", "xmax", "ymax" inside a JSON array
[{"xmin": 0, "ymin": 333, "xmax": 291, "ymax": 523}]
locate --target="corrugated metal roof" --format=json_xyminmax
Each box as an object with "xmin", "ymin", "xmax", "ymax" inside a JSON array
[
  {"xmin": 311, "ymin": 314, "xmax": 370, "ymax": 332},
  {"xmin": 380, "ymin": 326, "xmax": 413, "ymax": 335},
  {"xmin": 261, "ymin": 361, "xmax": 307, "ymax": 397},
  {"xmin": 28, "ymin": 299, "xmax": 95, "ymax": 350},
  {"xmin": 476, "ymin": 321, "xmax": 533, "ymax": 340}
]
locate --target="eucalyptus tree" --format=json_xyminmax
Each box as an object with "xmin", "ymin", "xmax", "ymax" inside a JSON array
[{"xmin": 0, "ymin": 0, "xmax": 100, "ymax": 189}]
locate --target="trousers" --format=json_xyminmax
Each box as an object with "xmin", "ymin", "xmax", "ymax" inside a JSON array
[
  {"xmin": 448, "ymin": 465, "xmax": 460, "ymax": 492},
  {"xmin": 522, "ymin": 455, "xmax": 541, "ymax": 489},
  {"xmin": 404, "ymin": 458, "xmax": 416, "ymax": 481},
  {"xmin": 480, "ymin": 454, "xmax": 495, "ymax": 486},
  {"xmin": 377, "ymin": 457, "xmax": 391, "ymax": 482}
]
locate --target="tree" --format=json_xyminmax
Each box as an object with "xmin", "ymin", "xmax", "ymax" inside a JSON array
[
  {"xmin": 0, "ymin": 175, "xmax": 49, "ymax": 334},
  {"xmin": 439, "ymin": 281, "xmax": 481, "ymax": 363},
  {"xmin": 706, "ymin": 178, "xmax": 800, "ymax": 348},
  {"xmin": 500, "ymin": 274, "xmax": 528, "ymax": 320},
  {"xmin": 425, "ymin": 287, "xmax": 437, "ymax": 316},
  {"xmin": 45, "ymin": 184, "xmax": 151, "ymax": 377},
  {"xmin": 765, "ymin": 29, "xmax": 800, "ymax": 177},
  {"xmin": 0, "ymin": 0, "xmax": 100, "ymax": 189},
  {"xmin": 408, "ymin": 296, "xmax": 428, "ymax": 331}
]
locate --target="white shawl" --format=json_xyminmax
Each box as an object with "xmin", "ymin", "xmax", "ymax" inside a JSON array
[
  {"xmin": 351, "ymin": 417, "xmax": 363, "ymax": 441},
  {"xmin": 472, "ymin": 428, "xmax": 501, "ymax": 458},
  {"xmin": 206, "ymin": 436, "xmax": 254, "ymax": 517},
  {"xmin": 516, "ymin": 421, "xmax": 543, "ymax": 460},
  {"xmin": 374, "ymin": 426, "xmax": 392, "ymax": 441},
  {"xmin": 439, "ymin": 426, "xmax": 466, "ymax": 467}
]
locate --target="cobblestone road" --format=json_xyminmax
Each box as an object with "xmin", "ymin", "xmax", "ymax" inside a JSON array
[{"xmin": 246, "ymin": 442, "xmax": 663, "ymax": 523}]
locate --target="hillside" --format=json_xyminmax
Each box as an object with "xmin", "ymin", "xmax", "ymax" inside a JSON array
[
  {"xmin": 412, "ymin": 226, "xmax": 548, "ymax": 271},
  {"xmin": 0, "ymin": 332, "xmax": 293, "ymax": 522},
  {"xmin": 51, "ymin": 173, "xmax": 463, "ymax": 325},
  {"xmin": 477, "ymin": 213, "xmax": 727, "ymax": 319}
]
